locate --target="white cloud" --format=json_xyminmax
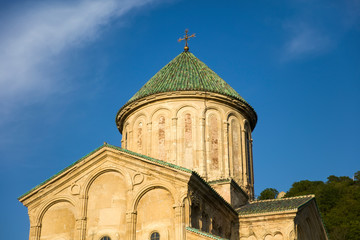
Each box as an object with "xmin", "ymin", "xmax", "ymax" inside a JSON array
[
  {"xmin": 280, "ymin": 0, "xmax": 360, "ymax": 61},
  {"xmin": 284, "ymin": 24, "xmax": 331, "ymax": 58},
  {"xmin": 0, "ymin": 0, "xmax": 157, "ymax": 120}
]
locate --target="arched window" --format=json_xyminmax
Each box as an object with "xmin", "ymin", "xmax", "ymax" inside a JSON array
[
  {"xmin": 150, "ymin": 232, "xmax": 160, "ymax": 240},
  {"xmin": 100, "ymin": 236, "xmax": 111, "ymax": 240}
]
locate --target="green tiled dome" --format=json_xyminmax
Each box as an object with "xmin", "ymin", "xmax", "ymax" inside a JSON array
[{"xmin": 127, "ymin": 51, "xmax": 248, "ymax": 104}]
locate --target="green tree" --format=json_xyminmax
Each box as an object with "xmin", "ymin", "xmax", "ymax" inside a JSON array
[
  {"xmin": 286, "ymin": 180, "xmax": 324, "ymax": 197},
  {"xmin": 285, "ymin": 171, "xmax": 360, "ymax": 240},
  {"xmin": 258, "ymin": 188, "xmax": 278, "ymax": 200},
  {"xmin": 354, "ymin": 171, "xmax": 360, "ymax": 183}
]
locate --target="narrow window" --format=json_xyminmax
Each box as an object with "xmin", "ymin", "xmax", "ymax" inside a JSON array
[
  {"xmin": 150, "ymin": 232, "xmax": 160, "ymax": 240},
  {"xmin": 125, "ymin": 132, "xmax": 128, "ymax": 149},
  {"xmin": 100, "ymin": 236, "xmax": 111, "ymax": 240}
]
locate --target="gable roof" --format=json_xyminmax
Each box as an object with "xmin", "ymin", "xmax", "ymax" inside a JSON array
[
  {"xmin": 126, "ymin": 51, "xmax": 252, "ymax": 108},
  {"xmin": 186, "ymin": 227, "xmax": 229, "ymax": 240},
  {"xmin": 236, "ymin": 195, "xmax": 315, "ymax": 215},
  {"xmin": 19, "ymin": 143, "xmax": 239, "ymax": 217},
  {"xmin": 18, "ymin": 143, "xmax": 192, "ymax": 200}
]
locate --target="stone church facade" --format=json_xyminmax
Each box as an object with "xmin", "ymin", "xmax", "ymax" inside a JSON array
[{"xmin": 19, "ymin": 49, "xmax": 328, "ymax": 240}]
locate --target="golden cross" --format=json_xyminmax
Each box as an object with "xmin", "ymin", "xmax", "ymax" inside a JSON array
[{"xmin": 178, "ymin": 29, "xmax": 195, "ymax": 52}]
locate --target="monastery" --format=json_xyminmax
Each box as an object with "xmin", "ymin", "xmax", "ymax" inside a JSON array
[{"xmin": 19, "ymin": 31, "xmax": 328, "ymax": 240}]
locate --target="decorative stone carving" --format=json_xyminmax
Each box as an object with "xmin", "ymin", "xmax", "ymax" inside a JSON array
[
  {"xmin": 133, "ymin": 173, "xmax": 144, "ymax": 186},
  {"xmin": 70, "ymin": 183, "xmax": 81, "ymax": 195}
]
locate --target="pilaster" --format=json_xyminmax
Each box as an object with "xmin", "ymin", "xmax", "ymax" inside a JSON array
[
  {"xmin": 241, "ymin": 129, "xmax": 247, "ymax": 188},
  {"xmin": 174, "ymin": 204, "xmax": 185, "ymax": 240},
  {"xmin": 250, "ymin": 138, "xmax": 254, "ymax": 198},
  {"xmin": 79, "ymin": 195, "xmax": 88, "ymax": 240},
  {"xmin": 29, "ymin": 224, "xmax": 41, "ymax": 240},
  {"xmin": 126, "ymin": 211, "xmax": 137, "ymax": 240},
  {"xmin": 223, "ymin": 121, "xmax": 230, "ymax": 178},
  {"xmin": 199, "ymin": 117, "xmax": 206, "ymax": 178},
  {"xmin": 147, "ymin": 122, "xmax": 152, "ymax": 156}
]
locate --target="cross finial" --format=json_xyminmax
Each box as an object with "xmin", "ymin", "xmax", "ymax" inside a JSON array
[{"xmin": 178, "ymin": 29, "xmax": 195, "ymax": 52}]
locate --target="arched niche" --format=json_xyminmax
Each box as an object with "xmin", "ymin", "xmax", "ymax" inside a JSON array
[
  {"xmin": 182, "ymin": 197, "xmax": 190, "ymax": 227},
  {"xmin": 228, "ymin": 115, "xmax": 242, "ymax": 181},
  {"xmin": 85, "ymin": 171, "xmax": 127, "ymax": 239},
  {"xmin": 151, "ymin": 108, "xmax": 171, "ymax": 161},
  {"xmin": 135, "ymin": 187, "xmax": 175, "ymax": 239},
  {"xmin": 133, "ymin": 115, "xmax": 147, "ymax": 155},
  {"xmin": 205, "ymin": 109, "xmax": 223, "ymax": 178},
  {"xmin": 243, "ymin": 120, "xmax": 252, "ymax": 185},
  {"xmin": 176, "ymin": 106, "xmax": 198, "ymax": 169},
  {"xmin": 122, "ymin": 122, "xmax": 129, "ymax": 149},
  {"xmin": 39, "ymin": 201, "xmax": 76, "ymax": 240}
]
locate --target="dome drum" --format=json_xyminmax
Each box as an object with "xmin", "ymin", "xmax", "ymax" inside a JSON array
[{"xmin": 117, "ymin": 92, "xmax": 255, "ymax": 197}]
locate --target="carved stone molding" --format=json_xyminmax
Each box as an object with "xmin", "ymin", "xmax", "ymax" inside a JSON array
[
  {"xmin": 133, "ymin": 173, "xmax": 144, "ymax": 186},
  {"xmin": 70, "ymin": 183, "xmax": 81, "ymax": 195}
]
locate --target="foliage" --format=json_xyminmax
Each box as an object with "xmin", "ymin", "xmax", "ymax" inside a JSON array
[
  {"xmin": 258, "ymin": 188, "xmax": 279, "ymax": 200},
  {"xmin": 355, "ymin": 171, "xmax": 360, "ymax": 183},
  {"xmin": 285, "ymin": 171, "xmax": 360, "ymax": 240}
]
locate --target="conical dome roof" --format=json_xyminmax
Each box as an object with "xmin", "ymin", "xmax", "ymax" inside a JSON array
[{"xmin": 127, "ymin": 51, "xmax": 250, "ymax": 105}]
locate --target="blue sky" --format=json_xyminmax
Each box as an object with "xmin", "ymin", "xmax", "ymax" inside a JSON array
[{"xmin": 1, "ymin": 0, "xmax": 359, "ymax": 238}]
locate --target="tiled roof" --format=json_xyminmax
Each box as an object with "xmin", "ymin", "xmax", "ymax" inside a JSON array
[
  {"xmin": 18, "ymin": 143, "xmax": 192, "ymax": 200},
  {"xmin": 127, "ymin": 51, "xmax": 251, "ymax": 107},
  {"xmin": 186, "ymin": 227, "xmax": 229, "ymax": 240},
  {"xmin": 236, "ymin": 195, "xmax": 315, "ymax": 215}
]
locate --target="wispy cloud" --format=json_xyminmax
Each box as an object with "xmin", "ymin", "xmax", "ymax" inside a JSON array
[
  {"xmin": 281, "ymin": 0, "xmax": 360, "ymax": 60},
  {"xmin": 0, "ymin": 0, "xmax": 158, "ymax": 121},
  {"xmin": 284, "ymin": 23, "xmax": 331, "ymax": 59}
]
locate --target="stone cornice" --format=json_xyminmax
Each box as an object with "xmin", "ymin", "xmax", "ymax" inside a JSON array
[{"xmin": 238, "ymin": 210, "xmax": 298, "ymax": 222}]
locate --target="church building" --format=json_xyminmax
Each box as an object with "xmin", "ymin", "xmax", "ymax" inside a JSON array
[{"xmin": 19, "ymin": 33, "xmax": 328, "ymax": 240}]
